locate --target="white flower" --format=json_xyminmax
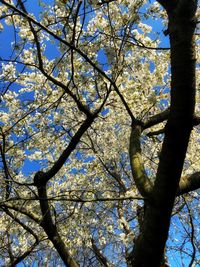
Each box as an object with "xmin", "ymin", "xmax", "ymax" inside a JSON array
[
  {"xmin": 99, "ymin": 236, "xmax": 107, "ymax": 246},
  {"xmin": 0, "ymin": 62, "xmax": 16, "ymax": 80},
  {"xmin": 119, "ymin": 233, "xmax": 126, "ymax": 241}
]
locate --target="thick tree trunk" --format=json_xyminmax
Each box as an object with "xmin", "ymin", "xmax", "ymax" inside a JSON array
[{"xmin": 131, "ymin": 1, "xmax": 197, "ymax": 266}]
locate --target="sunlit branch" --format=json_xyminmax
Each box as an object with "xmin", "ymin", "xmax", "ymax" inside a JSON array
[
  {"xmin": 117, "ymin": 202, "xmax": 132, "ymax": 235},
  {"xmin": 0, "ymin": 204, "xmax": 41, "ymax": 224},
  {"xmin": 132, "ymin": 0, "xmax": 198, "ymax": 263},
  {"xmin": 129, "ymin": 124, "xmax": 153, "ymax": 198},
  {"xmin": 177, "ymin": 172, "xmax": 200, "ymax": 196}
]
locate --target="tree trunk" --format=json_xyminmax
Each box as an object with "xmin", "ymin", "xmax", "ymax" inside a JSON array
[{"xmin": 130, "ymin": 1, "xmax": 197, "ymax": 266}]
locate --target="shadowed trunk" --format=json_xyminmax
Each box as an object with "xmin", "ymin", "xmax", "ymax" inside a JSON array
[
  {"xmin": 130, "ymin": 1, "xmax": 197, "ymax": 266},
  {"xmin": 34, "ymin": 172, "xmax": 79, "ymax": 267}
]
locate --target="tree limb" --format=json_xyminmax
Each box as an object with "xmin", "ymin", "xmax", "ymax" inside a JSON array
[
  {"xmin": 36, "ymin": 182, "xmax": 79, "ymax": 267},
  {"xmin": 33, "ymin": 116, "xmax": 95, "ymax": 185},
  {"xmin": 177, "ymin": 172, "xmax": 200, "ymax": 195},
  {"xmin": 91, "ymin": 238, "xmax": 111, "ymax": 267},
  {"xmin": 143, "ymin": 108, "xmax": 169, "ymax": 130},
  {"xmin": 144, "ymin": 110, "xmax": 199, "ymax": 136},
  {"xmin": 1, "ymin": 204, "xmax": 41, "ymax": 224},
  {"xmin": 156, "ymin": 0, "xmax": 178, "ymax": 12},
  {"xmin": 129, "ymin": 123, "xmax": 153, "ymax": 198},
  {"xmin": 33, "ymin": 87, "xmax": 110, "ymax": 185},
  {"xmin": 146, "ymin": 114, "xmax": 200, "ymax": 137}
]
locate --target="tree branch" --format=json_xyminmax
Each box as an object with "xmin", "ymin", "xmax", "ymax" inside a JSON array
[
  {"xmin": 16, "ymin": 0, "xmax": 92, "ymax": 117},
  {"xmin": 0, "ymin": 203, "xmax": 41, "ymax": 224},
  {"xmin": 36, "ymin": 183, "xmax": 78, "ymax": 267},
  {"xmin": 33, "ymin": 87, "xmax": 111, "ymax": 185},
  {"xmin": 129, "ymin": 123, "xmax": 153, "ymax": 198},
  {"xmin": 143, "ymin": 108, "xmax": 169, "ymax": 130},
  {"xmin": 184, "ymin": 198, "xmax": 196, "ymax": 267},
  {"xmin": 146, "ymin": 114, "xmax": 200, "ymax": 137},
  {"xmin": 33, "ymin": 115, "xmax": 95, "ymax": 185},
  {"xmin": 144, "ymin": 109, "xmax": 199, "ymax": 136},
  {"xmin": 177, "ymin": 172, "xmax": 200, "ymax": 195},
  {"xmin": 91, "ymin": 238, "xmax": 111, "ymax": 267},
  {"xmin": 156, "ymin": 0, "xmax": 178, "ymax": 12}
]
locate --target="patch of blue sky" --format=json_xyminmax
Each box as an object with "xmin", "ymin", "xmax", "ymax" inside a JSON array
[
  {"xmin": 20, "ymin": 0, "xmax": 49, "ymax": 20},
  {"xmin": 0, "ymin": 95, "xmax": 8, "ymax": 109},
  {"xmin": 158, "ymin": 98, "xmax": 169, "ymax": 110},
  {"xmin": 0, "ymin": 19, "xmax": 15, "ymax": 58},
  {"xmin": 97, "ymin": 48, "xmax": 110, "ymax": 71},
  {"xmin": 21, "ymin": 158, "xmax": 41, "ymax": 175},
  {"xmin": 0, "ymin": 1, "xmax": 60, "ymax": 75},
  {"xmin": 18, "ymin": 90, "xmax": 35, "ymax": 105},
  {"xmin": 68, "ymin": 166, "xmax": 87, "ymax": 175},
  {"xmin": 101, "ymin": 107, "xmax": 109, "ymax": 116},
  {"xmin": 75, "ymin": 150, "xmax": 95, "ymax": 163}
]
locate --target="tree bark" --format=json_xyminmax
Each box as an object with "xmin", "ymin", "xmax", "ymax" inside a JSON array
[
  {"xmin": 178, "ymin": 171, "xmax": 200, "ymax": 195},
  {"xmin": 34, "ymin": 173, "xmax": 79, "ymax": 267},
  {"xmin": 130, "ymin": 1, "xmax": 197, "ymax": 266}
]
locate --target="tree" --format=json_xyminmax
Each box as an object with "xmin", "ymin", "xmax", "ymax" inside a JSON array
[{"xmin": 0, "ymin": 0, "xmax": 199, "ymax": 266}]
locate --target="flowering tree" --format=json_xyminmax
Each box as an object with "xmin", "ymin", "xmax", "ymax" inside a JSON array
[{"xmin": 0, "ymin": 0, "xmax": 199, "ymax": 266}]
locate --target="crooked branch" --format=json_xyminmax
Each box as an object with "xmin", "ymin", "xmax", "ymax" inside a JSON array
[{"xmin": 129, "ymin": 123, "xmax": 153, "ymax": 198}]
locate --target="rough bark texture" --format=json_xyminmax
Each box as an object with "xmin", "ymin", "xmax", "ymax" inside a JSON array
[{"xmin": 131, "ymin": 1, "xmax": 197, "ymax": 266}]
